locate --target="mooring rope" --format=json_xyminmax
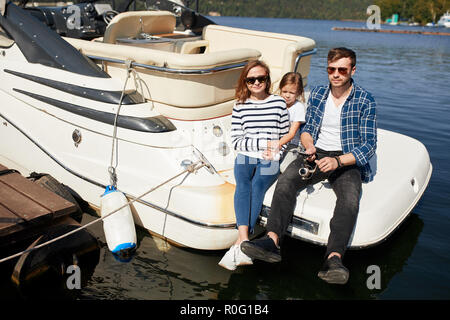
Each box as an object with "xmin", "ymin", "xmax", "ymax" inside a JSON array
[
  {"xmin": 108, "ymin": 60, "xmax": 153, "ymax": 187},
  {"xmin": 108, "ymin": 60, "xmax": 134, "ymax": 188},
  {"xmin": 0, "ymin": 161, "xmax": 206, "ymax": 265}
]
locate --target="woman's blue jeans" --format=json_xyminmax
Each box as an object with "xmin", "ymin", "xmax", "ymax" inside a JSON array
[{"xmin": 234, "ymin": 154, "xmax": 280, "ymax": 233}]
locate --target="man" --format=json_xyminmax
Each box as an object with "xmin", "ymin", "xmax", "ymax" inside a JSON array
[{"xmin": 241, "ymin": 47, "xmax": 377, "ymax": 285}]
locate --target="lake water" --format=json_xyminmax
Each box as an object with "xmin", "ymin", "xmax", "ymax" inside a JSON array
[{"xmin": 1, "ymin": 16, "xmax": 449, "ymax": 303}]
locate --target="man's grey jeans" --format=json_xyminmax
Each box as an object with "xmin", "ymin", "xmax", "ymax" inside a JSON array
[{"xmin": 266, "ymin": 148, "xmax": 362, "ymax": 258}]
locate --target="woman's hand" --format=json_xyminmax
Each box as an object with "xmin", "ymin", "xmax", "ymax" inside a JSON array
[
  {"xmin": 267, "ymin": 140, "xmax": 280, "ymax": 151},
  {"xmin": 263, "ymin": 149, "xmax": 276, "ymax": 160},
  {"xmin": 264, "ymin": 140, "xmax": 280, "ymax": 160}
]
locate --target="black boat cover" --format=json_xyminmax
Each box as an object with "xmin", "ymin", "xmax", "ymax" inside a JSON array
[{"xmin": 0, "ymin": 2, "xmax": 108, "ymax": 78}]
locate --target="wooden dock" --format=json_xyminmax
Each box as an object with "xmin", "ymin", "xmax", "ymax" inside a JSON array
[
  {"xmin": 332, "ymin": 27, "xmax": 450, "ymax": 36},
  {"xmin": 0, "ymin": 164, "xmax": 77, "ymax": 241},
  {"xmin": 0, "ymin": 164, "xmax": 99, "ymax": 285}
]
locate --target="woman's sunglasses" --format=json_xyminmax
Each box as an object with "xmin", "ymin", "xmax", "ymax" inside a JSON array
[
  {"xmin": 245, "ymin": 76, "xmax": 268, "ymax": 85},
  {"xmin": 327, "ymin": 67, "xmax": 350, "ymax": 75}
]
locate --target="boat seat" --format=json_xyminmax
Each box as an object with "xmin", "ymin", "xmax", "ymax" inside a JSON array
[
  {"xmin": 179, "ymin": 40, "xmax": 210, "ymax": 54},
  {"xmin": 64, "ymin": 37, "xmax": 260, "ymax": 118},
  {"xmin": 203, "ymin": 24, "xmax": 316, "ymax": 89},
  {"xmin": 65, "ymin": 37, "xmax": 259, "ymax": 70},
  {"xmin": 103, "ymin": 11, "xmax": 176, "ymax": 44}
]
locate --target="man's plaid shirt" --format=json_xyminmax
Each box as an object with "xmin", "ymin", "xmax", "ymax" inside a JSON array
[{"xmin": 301, "ymin": 80, "xmax": 377, "ymax": 183}]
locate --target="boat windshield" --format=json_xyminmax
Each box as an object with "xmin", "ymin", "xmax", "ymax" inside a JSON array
[
  {"xmin": 138, "ymin": 0, "xmax": 188, "ymax": 14},
  {"xmin": 115, "ymin": 0, "xmax": 215, "ymax": 31}
]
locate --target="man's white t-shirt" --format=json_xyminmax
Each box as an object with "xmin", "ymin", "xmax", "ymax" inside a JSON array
[
  {"xmin": 287, "ymin": 100, "xmax": 306, "ymax": 146},
  {"xmin": 315, "ymin": 94, "xmax": 343, "ymax": 151}
]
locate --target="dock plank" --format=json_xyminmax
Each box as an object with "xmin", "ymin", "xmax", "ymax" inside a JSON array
[
  {"xmin": 0, "ymin": 164, "xmax": 77, "ymax": 238},
  {"xmin": 0, "ymin": 180, "xmax": 50, "ymax": 221},
  {"xmin": 0, "ymin": 165, "xmax": 75, "ymax": 218},
  {"xmin": 0, "ymin": 205, "xmax": 26, "ymax": 237}
]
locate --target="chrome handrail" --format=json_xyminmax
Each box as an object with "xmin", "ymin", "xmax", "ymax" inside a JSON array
[
  {"xmin": 87, "ymin": 54, "xmax": 249, "ymax": 75},
  {"xmin": 293, "ymin": 48, "xmax": 317, "ymax": 72},
  {"xmin": 87, "ymin": 47, "xmax": 316, "ymax": 75}
]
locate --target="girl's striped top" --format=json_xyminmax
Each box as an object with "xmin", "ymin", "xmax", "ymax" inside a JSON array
[{"xmin": 231, "ymin": 94, "xmax": 290, "ymax": 159}]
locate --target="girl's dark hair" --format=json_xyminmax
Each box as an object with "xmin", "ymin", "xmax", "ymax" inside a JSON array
[
  {"xmin": 235, "ymin": 60, "xmax": 271, "ymax": 103},
  {"xmin": 279, "ymin": 72, "xmax": 305, "ymax": 103}
]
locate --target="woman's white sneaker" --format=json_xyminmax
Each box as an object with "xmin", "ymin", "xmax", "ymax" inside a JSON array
[
  {"xmin": 218, "ymin": 245, "xmax": 238, "ymax": 271},
  {"xmin": 236, "ymin": 242, "xmax": 253, "ymax": 266}
]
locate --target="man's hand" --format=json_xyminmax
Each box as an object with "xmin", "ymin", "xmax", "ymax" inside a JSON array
[
  {"xmin": 315, "ymin": 157, "xmax": 338, "ymax": 172},
  {"xmin": 300, "ymin": 132, "xmax": 317, "ymax": 161},
  {"xmin": 304, "ymin": 145, "xmax": 317, "ymax": 162}
]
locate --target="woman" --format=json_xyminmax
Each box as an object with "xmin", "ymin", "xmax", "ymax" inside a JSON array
[{"xmin": 218, "ymin": 60, "xmax": 290, "ymax": 270}]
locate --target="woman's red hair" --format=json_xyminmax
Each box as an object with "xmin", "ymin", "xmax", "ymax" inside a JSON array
[{"xmin": 235, "ymin": 60, "xmax": 271, "ymax": 103}]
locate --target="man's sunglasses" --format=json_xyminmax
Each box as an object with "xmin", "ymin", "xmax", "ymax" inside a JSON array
[
  {"xmin": 245, "ymin": 76, "xmax": 268, "ymax": 85},
  {"xmin": 327, "ymin": 67, "xmax": 350, "ymax": 75}
]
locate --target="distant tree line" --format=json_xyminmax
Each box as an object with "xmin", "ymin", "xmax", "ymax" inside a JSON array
[
  {"xmin": 375, "ymin": 0, "xmax": 448, "ymax": 24},
  {"xmin": 191, "ymin": 0, "xmax": 448, "ymax": 24},
  {"xmin": 24, "ymin": 0, "xmax": 449, "ymax": 24},
  {"xmin": 192, "ymin": 0, "xmax": 373, "ymax": 20}
]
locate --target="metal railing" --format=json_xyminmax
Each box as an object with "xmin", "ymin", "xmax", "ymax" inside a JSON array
[
  {"xmin": 88, "ymin": 47, "xmax": 317, "ymax": 75},
  {"xmin": 293, "ymin": 48, "xmax": 317, "ymax": 72},
  {"xmin": 87, "ymin": 54, "xmax": 249, "ymax": 75}
]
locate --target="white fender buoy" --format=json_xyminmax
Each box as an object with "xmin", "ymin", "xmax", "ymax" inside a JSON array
[{"xmin": 100, "ymin": 185, "xmax": 136, "ymax": 260}]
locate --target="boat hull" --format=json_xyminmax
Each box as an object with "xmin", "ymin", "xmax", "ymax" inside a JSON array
[
  {"xmin": 0, "ymin": 2, "xmax": 432, "ymax": 251},
  {"xmin": 0, "ymin": 63, "xmax": 240, "ymax": 250},
  {"xmin": 0, "ymin": 83, "xmax": 432, "ymax": 250}
]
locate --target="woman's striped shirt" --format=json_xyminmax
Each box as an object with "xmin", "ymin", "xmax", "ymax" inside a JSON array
[{"xmin": 231, "ymin": 94, "xmax": 290, "ymax": 159}]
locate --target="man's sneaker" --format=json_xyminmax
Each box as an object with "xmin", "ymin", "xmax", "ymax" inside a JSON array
[
  {"xmin": 317, "ymin": 255, "xmax": 349, "ymax": 284},
  {"xmin": 240, "ymin": 235, "xmax": 281, "ymax": 263},
  {"xmin": 236, "ymin": 241, "xmax": 253, "ymax": 266},
  {"xmin": 218, "ymin": 245, "xmax": 238, "ymax": 271}
]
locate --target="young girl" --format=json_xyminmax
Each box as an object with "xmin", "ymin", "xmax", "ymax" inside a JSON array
[
  {"xmin": 267, "ymin": 72, "xmax": 306, "ymax": 154},
  {"xmin": 218, "ymin": 60, "xmax": 289, "ymax": 271}
]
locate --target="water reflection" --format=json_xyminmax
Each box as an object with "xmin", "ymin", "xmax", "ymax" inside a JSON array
[
  {"xmin": 73, "ymin": 211, "xmax": 422, "ymax": 300},
  {"xmin": 0, "ymin": 236, "xmax": 100, "ymax": 300},
  {"xmin": 78, "ymin": 214, "xmax": 233, "ymax": 300},
  {"xmin": 218, "ymin": 213, "xmax": 423, "ymax": 300}
]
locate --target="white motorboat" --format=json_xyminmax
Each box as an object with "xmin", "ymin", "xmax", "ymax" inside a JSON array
[
  {"xmin": 437, "ymin": 11, "xmax": 450, "ymax": 28},
  {"xmin": 0, "ymin": 0, "xmax": 432, "ymax": 251}
]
